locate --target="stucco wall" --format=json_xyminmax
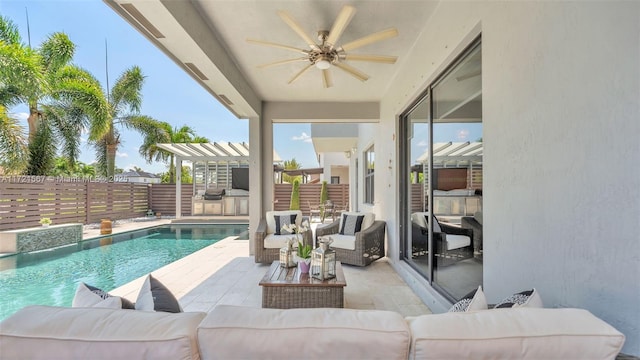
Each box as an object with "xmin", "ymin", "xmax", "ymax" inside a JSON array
[{"xmin": 373, "ymin": 1, "xmax": 640, "ymax": 355}]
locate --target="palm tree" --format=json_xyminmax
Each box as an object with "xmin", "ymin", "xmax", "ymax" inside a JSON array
[
  {"xmin": 139, "ymin": 122, "xmax": 209, "ymax": 184},
  {"xmin": 86, "ymin": 65, "xmax": 163, "ymax": 178},
  {"xmin": 282, "ymin": 158, "xmax": 302, "ymax": 184},
  {"xmin": 0, "ymin": 15, "xmax": 108, "ymax": 175},
  {"xmin": 0, "ymin": 105, "xmax": 27, "ymax": 173}
]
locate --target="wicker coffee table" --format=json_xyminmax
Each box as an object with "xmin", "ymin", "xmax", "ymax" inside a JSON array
[{"xmin": 259, "ymin": 261, "xmax": 346, "ymax": 309}]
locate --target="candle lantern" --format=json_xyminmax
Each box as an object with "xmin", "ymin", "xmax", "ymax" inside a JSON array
[
  {"xmin": 311, "ymin": 237, "xmax": 336, "ymax": 280},
  {"xmin": 279, "ymin": 238, "xmax": 296, "ymax": 268}
]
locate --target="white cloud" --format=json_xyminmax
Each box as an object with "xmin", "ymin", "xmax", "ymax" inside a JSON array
[
  {"xmin": 457, "ymin": 129, "xmax": 469, "ymax": 140},
  {"xmin": 292, "ymin": 132, "xmax": 312, "ymax": 143},
  {"xmin": 417, "ymin": 140, "xmax": 428, "ymax": 147},
  {"xmin": 117, "ymin": 151, "xmax": 129, "ymax": 158}
]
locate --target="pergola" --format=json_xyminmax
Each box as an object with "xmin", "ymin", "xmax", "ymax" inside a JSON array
[{"xmin": 156, "ymin": 142, "xmax": 282, "ymax": 217}]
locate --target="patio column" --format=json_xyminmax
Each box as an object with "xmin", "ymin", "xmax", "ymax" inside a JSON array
[
  {"xmin": 176, "ymin": 156, "xmax": 182, "ymax": 218},
  {"xmin": 248, "ymin": 115, "xmax": 263, "ymax": 255}
]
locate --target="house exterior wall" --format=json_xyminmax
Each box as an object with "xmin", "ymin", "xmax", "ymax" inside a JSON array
[
  {"xmin": 319, "ymin": 153, "xmax": 349, "ymax": 183},
  {"xmin": 364, "ymin": 1, "xmax": 640, "ymax": 355}
]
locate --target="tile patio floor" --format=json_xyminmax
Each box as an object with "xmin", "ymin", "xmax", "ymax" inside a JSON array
[{"xmin": 98, "ymin": 219, "xmax": 431, "ymax": 317}]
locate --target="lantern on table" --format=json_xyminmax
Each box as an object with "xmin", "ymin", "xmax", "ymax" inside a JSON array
[
  {"xmin": 311, "ymin": 237, "xmax": 336, "ymax": 280},
  {"xmin": 279, "ymin": 238, "xmax": 296, "ymax": 268}
]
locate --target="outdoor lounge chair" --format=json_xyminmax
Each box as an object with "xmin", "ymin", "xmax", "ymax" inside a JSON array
[
  {"xmin": 307, "ymin": 201, "xmax": 321, "ymax": 223},
  {"xmin": 411, "ymin": 212, "xmax": 474, "ymax": 265},
  {"xmin": 315, "ymin": 212, "xmax": 386, "ymax": 267},
  {"xmin": 254, "ymin": 210, "xmax": 312, "ymax": 264}
]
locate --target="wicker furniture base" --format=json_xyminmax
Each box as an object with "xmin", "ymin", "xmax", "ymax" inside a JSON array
[{"xmin": 259, "ymin": 261, "xmax": 346, "ymax": 309}]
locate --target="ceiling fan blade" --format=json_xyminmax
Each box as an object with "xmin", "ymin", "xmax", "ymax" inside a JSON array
[
  {"xmin": 340, "ymin": 28, "xmax": 399, "ymax": 52},
  {"xmin": 343, "ymin": 54, "xmax": 397, "ymax": 64},
  {"xmin": 258, "ymin": 57, "xmax": 309, "ymax": 69},
  {"xmin": 326, "ymin": 5, "xmax": 356, "ymax": 48},
  {"xmin": 288, "ymin": 64, "xmax": 314, "ymax": 84},
  {"xmin": 322, "ymin": 69, "xmax": 333, "ymax": 88},
  {"xmin": 277, "ymin": 10, "xmax": 319, "ymax": 50},
  {"xmin": 334, "ymin": 62, "xmax": 369, "ymax": 82},
  {"xmin": 246, "ymin": 38, "xmax": 307, "ymax": 54}
]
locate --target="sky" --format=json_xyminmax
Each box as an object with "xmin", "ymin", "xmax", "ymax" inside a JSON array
[{"xmin": 0, "ymin": 0, "xmax": 319, "ymax": 174}]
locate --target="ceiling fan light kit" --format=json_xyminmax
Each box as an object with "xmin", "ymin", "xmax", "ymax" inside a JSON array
[{"xmin": 247, "ymin": 5, "xmax": 398, "ymax": 88}]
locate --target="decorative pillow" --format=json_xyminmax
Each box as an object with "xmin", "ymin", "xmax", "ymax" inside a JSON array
[
  {"xmin": 339, "ymin": 214, "xmax": 365, "ymax": 235},
  {"xmin": 72, "ymin": 282, "xmax": 134, "ymax": 309},
  {"xmin": 494, "ymin": 288, "xmax": 544, "ymax": 308},
  {"xmin": 448, "ymin": 285, "xmax": 488, "ymax": 312},
  {"xmin": 135, "ymin": 274, "xmax": 182, "ymax": 313},
  {"xmin": 274, "ymin": 214, "xmax": 297, "ymax": 235}
]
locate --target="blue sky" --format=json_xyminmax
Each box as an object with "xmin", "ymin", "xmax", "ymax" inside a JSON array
[{"xmin": 1, "ymin": 1, "xmax": 319, "ymax": 173}]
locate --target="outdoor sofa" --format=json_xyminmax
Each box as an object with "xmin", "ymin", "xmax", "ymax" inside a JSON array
[{"xmin": 0, "ymin": 304, "xmax": 625, "ymax": 359}]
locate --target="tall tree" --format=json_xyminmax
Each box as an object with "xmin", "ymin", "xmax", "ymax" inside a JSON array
[
  {"xmin": 0, "ymin": 15, "xmax": 108, "ymax": 174},
  {"xmin": 87, "ymin": 65, "xmax": 162, "ymax": 178},
  {"xmin": 139, "ymin": 122, "xmax": 208, "ymax": 184}
]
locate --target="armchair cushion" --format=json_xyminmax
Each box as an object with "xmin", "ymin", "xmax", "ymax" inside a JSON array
[
  {"xmin": 338, "ymin": 212, "xmax": 375, "ymax": 233},
  {"xmin": 339, "ymin": 214, "xmax": 365, "ymax": 235},
  {"xmin": 264, "ymin": 234, "xmax": 301, "ymax": 249},
  {"xmin": 266, "ymin": 210, "xmax": 302, "ymax": 234},
  {"xmin": 329, "ymin": 234, "xmax": 356, "ymax": 251},
  {"xmin": 445, "ymin": 234, "xmax": 471, "ymax": 250},
  {"xmin": 274, "ymin": 214, "xmax": 296, "ymax": 235}
]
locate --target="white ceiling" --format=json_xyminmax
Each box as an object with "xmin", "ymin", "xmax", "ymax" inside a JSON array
[{"xmin": 105, "ymin": 1, "xmax": 439, "ymax": 117}]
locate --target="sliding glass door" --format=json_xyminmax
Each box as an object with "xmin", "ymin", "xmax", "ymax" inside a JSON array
[{"xmin": 400, "ymin": 38, "xmax": 483, "ymax": 302}]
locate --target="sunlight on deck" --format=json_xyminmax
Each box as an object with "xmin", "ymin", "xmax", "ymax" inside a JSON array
[{"xmin": 109, "ymin": 236, "xmax": 431, "ymax": 317}]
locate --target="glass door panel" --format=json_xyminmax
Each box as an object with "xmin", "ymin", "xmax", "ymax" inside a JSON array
[{"xmin": 431, "ymin": 43, "xmax": 483, "ymax": 300}]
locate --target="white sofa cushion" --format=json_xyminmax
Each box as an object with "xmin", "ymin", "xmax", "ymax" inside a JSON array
[
  {"xmin": 338, "ymin": 211, "xmax": 375, "ymax": 232},
  {"xmin": 408, "ymin": 307, "xmax": 625, "ymax": 360},
  {"xmin": 329, "ymin": 233, "xmax": 356, "ymax": 251},
  {"xmin": 198, "ymin": 305, "xmax": 411, "ymax": 360},
  {"xmin": 263, "ymin": 233, "xmax": 302, "ymax": 249},
  {"xmin": 0, "ymin": 305, "xmax": 206, "ymax": 360},
  {"xmin": 445, "ymin": 234, "xmax": 471, "ymax": 250},
  {"xmin": 266, "ymin": 210, "xmax": 302, "ymax": 234}
]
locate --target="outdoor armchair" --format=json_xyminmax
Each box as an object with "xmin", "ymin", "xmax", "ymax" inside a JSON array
[
  {"xmin": 315, "ymin": 212, "xmax": 386, "ymax": 267},
  {"xmin": 411, "ymin": 212, "xmax": 474, "ymax": 265},
  {"xmin": 254, "ymin": 210, "xmax": 312, "ymax": 264}
]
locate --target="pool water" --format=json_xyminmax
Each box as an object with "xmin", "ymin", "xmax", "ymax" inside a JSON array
[{"xmin": 0, "ymin": 224, "xmax": 247, "ymax": 321}]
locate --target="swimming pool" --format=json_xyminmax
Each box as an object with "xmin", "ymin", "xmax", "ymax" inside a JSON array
[{"xmin": 0, "ymin": 223, "xmax": 247, "ymax": 321}]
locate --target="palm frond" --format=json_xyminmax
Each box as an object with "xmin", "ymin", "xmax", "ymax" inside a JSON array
[
  {"xmin": 110, "ymin": 65, "xmax": 144, "ymax": 114},
  {"xmin": 0, "ymin": 105, "xmax": 28, "ymax": 173},
  {"xmin": 39, "ymin": 32, "xmax": 74, "ymax": 75},
  {"xmin": 0, "ymin": 16, "xmax": 22, "ymax": 45},
  {"xmin": 0, "ymin": 42, "xmax": 47, "ymax": 101},
  {"xmin": 26, "ymin": 118, "xmax": 56, "ymax": 175}
]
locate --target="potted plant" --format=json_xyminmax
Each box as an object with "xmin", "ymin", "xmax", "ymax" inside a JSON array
[
  {"xmin": 39, "ymin": 217, "xmax": 52, "ymax": 227},
  {"xmin": 296, "ymin": 240, "xmax": 312, "ymax": 273}
]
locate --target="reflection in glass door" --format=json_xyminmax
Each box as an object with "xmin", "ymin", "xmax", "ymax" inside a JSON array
[
  {"xmin": 403, "ymin": 96, "xmax": 431, "ymax": 279},
  {"xmin": 431, "ymin": 42, "xmax": 482, "ymax": 300}
]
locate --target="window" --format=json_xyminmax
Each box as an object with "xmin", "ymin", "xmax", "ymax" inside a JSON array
[
  {"xmin": 364, "ymin": 145, "xmax": 375, "ymax": 204},
  {"xmin": 330, "ymin": 176, "xmax": 340, "ymax": 184}
]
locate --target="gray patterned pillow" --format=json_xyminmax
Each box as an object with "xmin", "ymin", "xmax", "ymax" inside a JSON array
[
  {"xmin": 448, "ymin": 285, "xmax": 487, "ymax": 312},
  {"xmin": 494, "ymin": 288, "xmax": 543, "ymax": 308},
  {"xmin": 274, "ymin": 214, "xmax": 296, "ymax": 235},
  {"xmin": 339, "ymin": 214, "xmax": 365, "ymax": 235}
]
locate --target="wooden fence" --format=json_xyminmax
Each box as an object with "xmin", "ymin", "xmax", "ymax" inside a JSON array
[
  {"xmin": 148, "ymin": 184, "xmax": 192, "ymax": 217},
  {"xmin": 0, "ymin": 180, "xmax": 148, "ymax": 231},
  {"xmin": 273, "ymin": 184, "xmax": 349, "ymax": 215},
  {"xmin": 0, "ymin": 181, "xmax": 350, "ymax": 231}
]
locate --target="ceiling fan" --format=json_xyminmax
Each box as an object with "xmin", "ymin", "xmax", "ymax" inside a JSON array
[{"xmin": 247, "ymin": 5, "xmax": 398, "ymax": 88}]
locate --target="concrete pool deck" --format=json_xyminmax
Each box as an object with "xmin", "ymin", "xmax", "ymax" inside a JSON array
[{"xmin": 100, "ymin": 219, "xmax": 432, "ymax": 316}]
